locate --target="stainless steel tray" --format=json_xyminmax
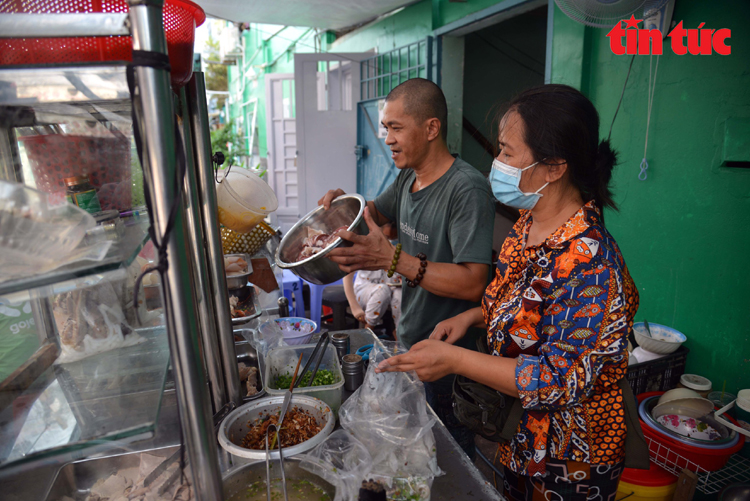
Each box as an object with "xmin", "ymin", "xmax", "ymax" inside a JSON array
[
  {"xmin": 44, "ymin": 445, "xmax": 180, "ymax": 500},
  {"xmin": 235, "ymin": 341, "xmax": 265, "ymax": 402}
]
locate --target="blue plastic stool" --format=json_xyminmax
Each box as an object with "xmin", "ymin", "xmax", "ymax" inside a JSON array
[
  {"xmin": 304, "ymin": 277, "xmax": 344, "ymax": 332},
  {"xmin": 281, "ymin": 269, "xmax": 305, "ymax": 318}
]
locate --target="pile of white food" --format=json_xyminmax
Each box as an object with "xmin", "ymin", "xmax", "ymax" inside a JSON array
[{"xmin": 56, "ymin": 452, "xmax": 193, "ymax": 501}]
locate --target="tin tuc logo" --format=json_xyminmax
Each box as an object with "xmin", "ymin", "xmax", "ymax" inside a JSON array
[{"xmin": 607, "ymin": 15, "xmax": 731, "ymax": 55}]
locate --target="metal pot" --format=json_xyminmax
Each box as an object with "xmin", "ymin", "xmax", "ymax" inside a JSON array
[
  {"xmin": 225, "ymin": 253, "xmax": 253, "ymax": 289},
  {"xmin": 275, "ymin": 194, "xmax": 368, "ymax": 285},
  {"xmin": 222, "ymin": 458, "xmax": 335, "ymax": 500},
  {"xmin": 218, "ymin": 395, "xmax": 335, "ymax": 461}
]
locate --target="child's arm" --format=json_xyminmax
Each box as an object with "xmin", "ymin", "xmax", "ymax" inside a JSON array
[{"xmin": 343, "ymin": 272, "xmax": 365, "ymax": 323}]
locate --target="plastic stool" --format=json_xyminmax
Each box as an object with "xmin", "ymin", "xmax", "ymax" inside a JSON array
[
  {"xmin": 304, "ymin": 278, "xmax": 343, "ymax": 332},
  {"xmin": 281, "ymin": 269, "xmax": 305, "ymax": 318}
]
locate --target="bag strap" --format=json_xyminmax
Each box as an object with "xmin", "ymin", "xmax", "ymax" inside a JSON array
[{"xmin": 619, "ymin": 378, "xmax": 651, "ymax": 470}]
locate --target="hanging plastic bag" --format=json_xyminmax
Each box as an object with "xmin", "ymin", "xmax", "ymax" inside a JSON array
[
  {"xmin": 252, "ymin": 295, "xmax": 286, "ymax": 357},
  {"xmin": 298, "ymin": 429, "xmax": 373, "ymax": 501},
  {"xmin": 339, "ymin": 341, "xmax": 442, "ymax": 489}
]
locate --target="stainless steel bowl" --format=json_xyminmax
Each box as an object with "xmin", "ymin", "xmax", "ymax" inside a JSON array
[
  {"xmin": 218, "ymin": 395, "xmax": 335, "ymax": 461},
  {"xmin": 223, "ymin": 457, "xmax": 335, "ymax": 500},
  {"xmin": 225, "ymin": 253, "xmax": 252, "ymax": 289},
  {"xmin": 275, "ymin": 194, "xmax": 368, "ymax": 285}
]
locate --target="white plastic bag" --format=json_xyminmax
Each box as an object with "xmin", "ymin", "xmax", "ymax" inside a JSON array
[
  {"xmin": 298, "ymin": 430, "xmax": 373, "ymax": 501},
  {"xmin": 339, "ymin": 341, "xmax": 442, "ymax": 485}
]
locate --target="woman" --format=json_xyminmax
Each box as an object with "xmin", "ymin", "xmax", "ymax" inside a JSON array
[{"xmin": 377, "ymin": 84, "xmax": 638, "ymax": 500}]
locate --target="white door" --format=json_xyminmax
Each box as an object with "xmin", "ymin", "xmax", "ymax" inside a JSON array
[
  {"xmin": 264, "ymin": 73, "xmax": 299, "ymax": 234},
  {"xmin": 294, "ymin": 53, "xmax": 370, "ymax": 214}
]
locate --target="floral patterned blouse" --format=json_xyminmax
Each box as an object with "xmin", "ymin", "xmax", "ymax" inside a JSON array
[{"xmin": 482, "ymin": 201, "xmax": 639, "ymax": 476}]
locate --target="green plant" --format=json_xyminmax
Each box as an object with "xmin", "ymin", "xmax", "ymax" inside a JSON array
[{"xmin": 210, "ymin": 119, "xmax": 247, "ymax": 167}]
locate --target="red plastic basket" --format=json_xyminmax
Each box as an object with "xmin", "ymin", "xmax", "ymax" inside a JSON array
[{"xmin": 0, "ymin": 0, "xmax": 205, "ymax": 88}]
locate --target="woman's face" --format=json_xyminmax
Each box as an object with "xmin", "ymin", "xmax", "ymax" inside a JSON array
[{"xmin": 497, "ymin": 111, "xmax": 548, "ymax": 194}]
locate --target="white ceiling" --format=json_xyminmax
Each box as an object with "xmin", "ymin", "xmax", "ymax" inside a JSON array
[{"xmin": 192, "ymin": 0, "xmax": 416, "ymax": 30}]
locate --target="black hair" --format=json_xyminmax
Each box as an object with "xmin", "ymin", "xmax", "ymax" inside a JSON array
[
  {"xmin": 506, "ymin": 84, "xmax": 618, "ymax": 211},
  {"xmin": 385, "ymin": 78, "xmax": 448, "ymax": 141}
]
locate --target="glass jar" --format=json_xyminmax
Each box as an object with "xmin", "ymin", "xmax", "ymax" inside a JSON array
[{"xmin": 65, "ymin": 175, "xmax": 102, "ymax": 214}]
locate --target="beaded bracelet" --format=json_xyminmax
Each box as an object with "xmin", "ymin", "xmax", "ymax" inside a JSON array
[
  {"xmin": 406, "ymin": 252, "xmax": 427, "ymax": 288},
  {"xmin": 387, "ymin": 243, "xmax": 402, "ymax": 278}
]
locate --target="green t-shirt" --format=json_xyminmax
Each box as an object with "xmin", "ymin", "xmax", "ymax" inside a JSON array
[{"xmin": 374, "ymin": 156, "xmax": 495, "ymax": 348}]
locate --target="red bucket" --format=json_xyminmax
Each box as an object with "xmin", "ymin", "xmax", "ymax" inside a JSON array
[
  {"xmin": 0, "ymin": 0, "xmax": 205, "ymax": 88},
  {"xmin": 20, "ymin": 134, "xmax": 133, "ymax": 211}
]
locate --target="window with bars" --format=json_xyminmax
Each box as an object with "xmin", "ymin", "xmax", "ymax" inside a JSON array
[{"xmin": 359, "ymin": 37, "xmax": 436, "ymax": 102}]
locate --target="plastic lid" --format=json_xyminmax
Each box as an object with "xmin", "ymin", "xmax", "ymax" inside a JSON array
[
  {"xmin": 620, "ymin": 462, "xmax": 677, "ymax": 487},
  {"xmin": 680, "ymin": 374, "xmax": 712, "ymax": 392},
  {"xmin": 64, "ymin": 175, "xmax": 88, "ymax": 186}
]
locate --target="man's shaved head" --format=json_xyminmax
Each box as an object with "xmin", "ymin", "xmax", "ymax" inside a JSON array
[{"xmin": 385, "ymin": 78, "xmax": 448, "ymax": 141}]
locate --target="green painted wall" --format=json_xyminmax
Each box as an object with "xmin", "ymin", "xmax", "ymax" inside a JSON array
[
  {"xmin": 552, "ymin": 1, "xmax": 750, "ymax": 393},
  {"xmin": 227, "ymin": 25, "xmax": 317, "ymax": 159}
]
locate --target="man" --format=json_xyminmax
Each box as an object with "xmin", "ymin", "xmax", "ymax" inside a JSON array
[{"xmin": 319, "ymin": 78, "xmax": 494, "ymax": 458}]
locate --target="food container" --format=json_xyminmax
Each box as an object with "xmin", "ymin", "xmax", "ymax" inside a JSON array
[
  {"xmin": 216, "ymin": 169, "xmax": 278, "ymax": 233},
  {"xmin": 20, "ymin": 134, "xmax": 132, "ymax": 211},
  {"xmin": 217, "ymin": 395, "xmax": 335, "ymax": 462},
  {"xmin": 223, "ymin": 457, "xmax": 335, "ymax": 500},
  {"xmin": 276, "ymin": 194, "xmax": 368, "ymax": 285},
  {"xmin": 342, "ymin": 353, "xmax": 364, "ymax": 391},
  {"xmin": 637, "ymin": 392, "xmax": 745, "ymax": 471},
  {"xmin": 224, "ymin": 252, "xmax": 252, "ymax": 289},
  {"xmin": 264, "ymin": 343, "xmax": 344, "ymax": 413},
  {"xmin": 617, "ymin": 463, "xmax": 677, "ymax": 501},
  {"xmin": 633, "ymin": 322, "xmax": 686, "ymax": 355},
  {"xmin": 677, "ymin": 374, "xmax": 712, "ymax": 398},
  {"xmin": 331, "ymin": 332, "xmax": 351, "ymax": 361},
  {"xmin": 709, "ymin": 391, "xmax": 738, "ymax": 412},
  {"xmin": 260, "ymin": 317, "xmax": 317, "ymax": 346}
]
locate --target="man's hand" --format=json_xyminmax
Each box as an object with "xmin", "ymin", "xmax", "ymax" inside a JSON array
[
  {"xmin": 375, "ymin": 339, "xmax": 462, "ymax": 382},
  {"xmin": 318, "ymin": 189, "xmax": 346, "ymax": 210},
  {"xmin": 327, "ymin": 207, "xmax": 394, "ymax": 273},
  {"xmin": 429, "ymin": 315, "xmax": 472, "ymax": 345}
]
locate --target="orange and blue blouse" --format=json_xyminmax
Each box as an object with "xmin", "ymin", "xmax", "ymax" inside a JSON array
[{"xmin": 482, "ymin": 201, "xmax": 638, "ymax": 476}]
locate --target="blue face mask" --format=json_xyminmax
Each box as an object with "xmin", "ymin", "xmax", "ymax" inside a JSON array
[{"xmin": 488, "ymin": 158, "xmax": 548, "ymax": 210}]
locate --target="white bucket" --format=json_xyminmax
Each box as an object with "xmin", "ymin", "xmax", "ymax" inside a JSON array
[{"xmin": 216, "ymin": 168, "xmax": 278, "ymax": 233}]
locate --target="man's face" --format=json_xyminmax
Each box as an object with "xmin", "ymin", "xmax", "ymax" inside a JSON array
[{"xmin": 381, "ymin": 98, "xmax": 429, "ymax": 169}]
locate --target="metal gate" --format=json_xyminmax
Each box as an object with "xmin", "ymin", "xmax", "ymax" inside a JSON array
[{"xmin": 356, "ymin": 37, "xmax": 440, "ymax": 199}]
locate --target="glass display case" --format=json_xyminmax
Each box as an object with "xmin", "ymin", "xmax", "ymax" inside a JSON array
[{"xmin": 0, "ymin": 3, "xmax": 233, "ymax": 500}]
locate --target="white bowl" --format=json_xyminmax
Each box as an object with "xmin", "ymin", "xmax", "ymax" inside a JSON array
[
  {"xmin": 658, "ymin": 388, "xmax": 703, "ymax": 406},
  {"xmin": 633, "ymin": 322, "xmax": 686, "ymax": 354},
  {"xmin": 653, "ymin": 398, "xmax": 715, "ymax": 419}
]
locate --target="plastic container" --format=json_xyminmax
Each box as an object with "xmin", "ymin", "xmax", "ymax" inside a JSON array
[
  {"xmin": 220, "ymin": 221, "xmax": 276, "ymax": 255},
  {"xmin": 264, "ymin": 343, "xmax": 344, "ymax": 413},
  {"xmin": 709, "ymin": 391, "xmax": 737, "ymax": 412},
  {"xmin": 677, "ymin": 374, "xmax": 712, "ymax": 398},
  {"xmin": 618, "ymin": 462, "xmax": 677, "ymax": 501},
  {"xmin": 633, "ymin": 322, "xmax": 686, "ymax": 355},
  {"xmin": 0, "ymin": 181, "xmax": 95, "ymax": 277},
  {"xmin": 0, "ymin": 0, "xmax": 205, "ymax": 88},
  {"xmin": 260, "ymin": 318, "xmax": 317, "ymax": 346},
  {"xmin": 20, "ymin": 134, "xmax": 132, "ymax": 211},
  {"xmin": 216, "ymin": 169, "xmax": 278, "ymax": 233},
  {"xmin": 627, "ymin": 346, "xmax": 689, "ymax": 395},
  {"xmin": 637, "ymin": 392, "xmax": 745, "ymax": 472}
]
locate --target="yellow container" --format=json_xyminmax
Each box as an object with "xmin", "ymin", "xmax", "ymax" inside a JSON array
[{"xmin": 616, "ymin": 479, "xmax": 676, "ymax": 501}]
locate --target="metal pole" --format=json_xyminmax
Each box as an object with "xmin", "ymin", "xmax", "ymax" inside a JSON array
[
  {"xmin": 185, "ymin": 72, "xmax": 242, "ymax": 406},
  {"xmin": 127, "ymin": 2, "xmax": 223, "ymax": 500},
  {"xmin": 177, "ymin": 87, "xmax": 228, "ymax": 413}
]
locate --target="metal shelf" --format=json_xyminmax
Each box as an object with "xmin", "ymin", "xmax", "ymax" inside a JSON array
[{"xmin": 646, "ymin": 436, "xmax": 750, "ymax": 495}]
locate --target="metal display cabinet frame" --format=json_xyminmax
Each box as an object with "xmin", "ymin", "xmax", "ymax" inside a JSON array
[{"xmin": 0, "ymin": 3, "xmax": 240, "ymax": 499}]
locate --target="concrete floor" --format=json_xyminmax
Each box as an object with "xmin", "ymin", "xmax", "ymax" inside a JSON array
[{"xmin": 473, "ymin": 435, "xmax": 506, "ymax": 495}]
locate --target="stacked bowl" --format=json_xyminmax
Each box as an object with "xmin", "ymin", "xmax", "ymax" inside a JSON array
[{"xmin": 637, "ymin": 389, "xmax": 745, "ymax": 471}]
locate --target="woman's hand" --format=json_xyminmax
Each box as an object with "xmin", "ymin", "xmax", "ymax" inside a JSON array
[
  {"xmin": 429, "ymin": 315, "xmax": 471, "ymax": 345},
  {"xmin": 375, "ymin": 339, "xmax": 463, "ymax": 382},
  {"xmin": 327, "ymin": 207, "xmax": 394, "ymax": 273}
]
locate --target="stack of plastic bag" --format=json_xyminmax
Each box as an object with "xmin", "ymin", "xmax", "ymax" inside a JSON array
[{"xmin": 301, "ymin": 341, "xmax": 442, "ymax": 501}]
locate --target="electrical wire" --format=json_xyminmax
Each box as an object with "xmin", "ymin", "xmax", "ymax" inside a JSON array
[
  {"xmin": 607, "ymin": 53, "xmax": 636, "ymax": 141},
  {"xmin": 639, "ymin": 53, "xmax": 660, "ymax": 180}
]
